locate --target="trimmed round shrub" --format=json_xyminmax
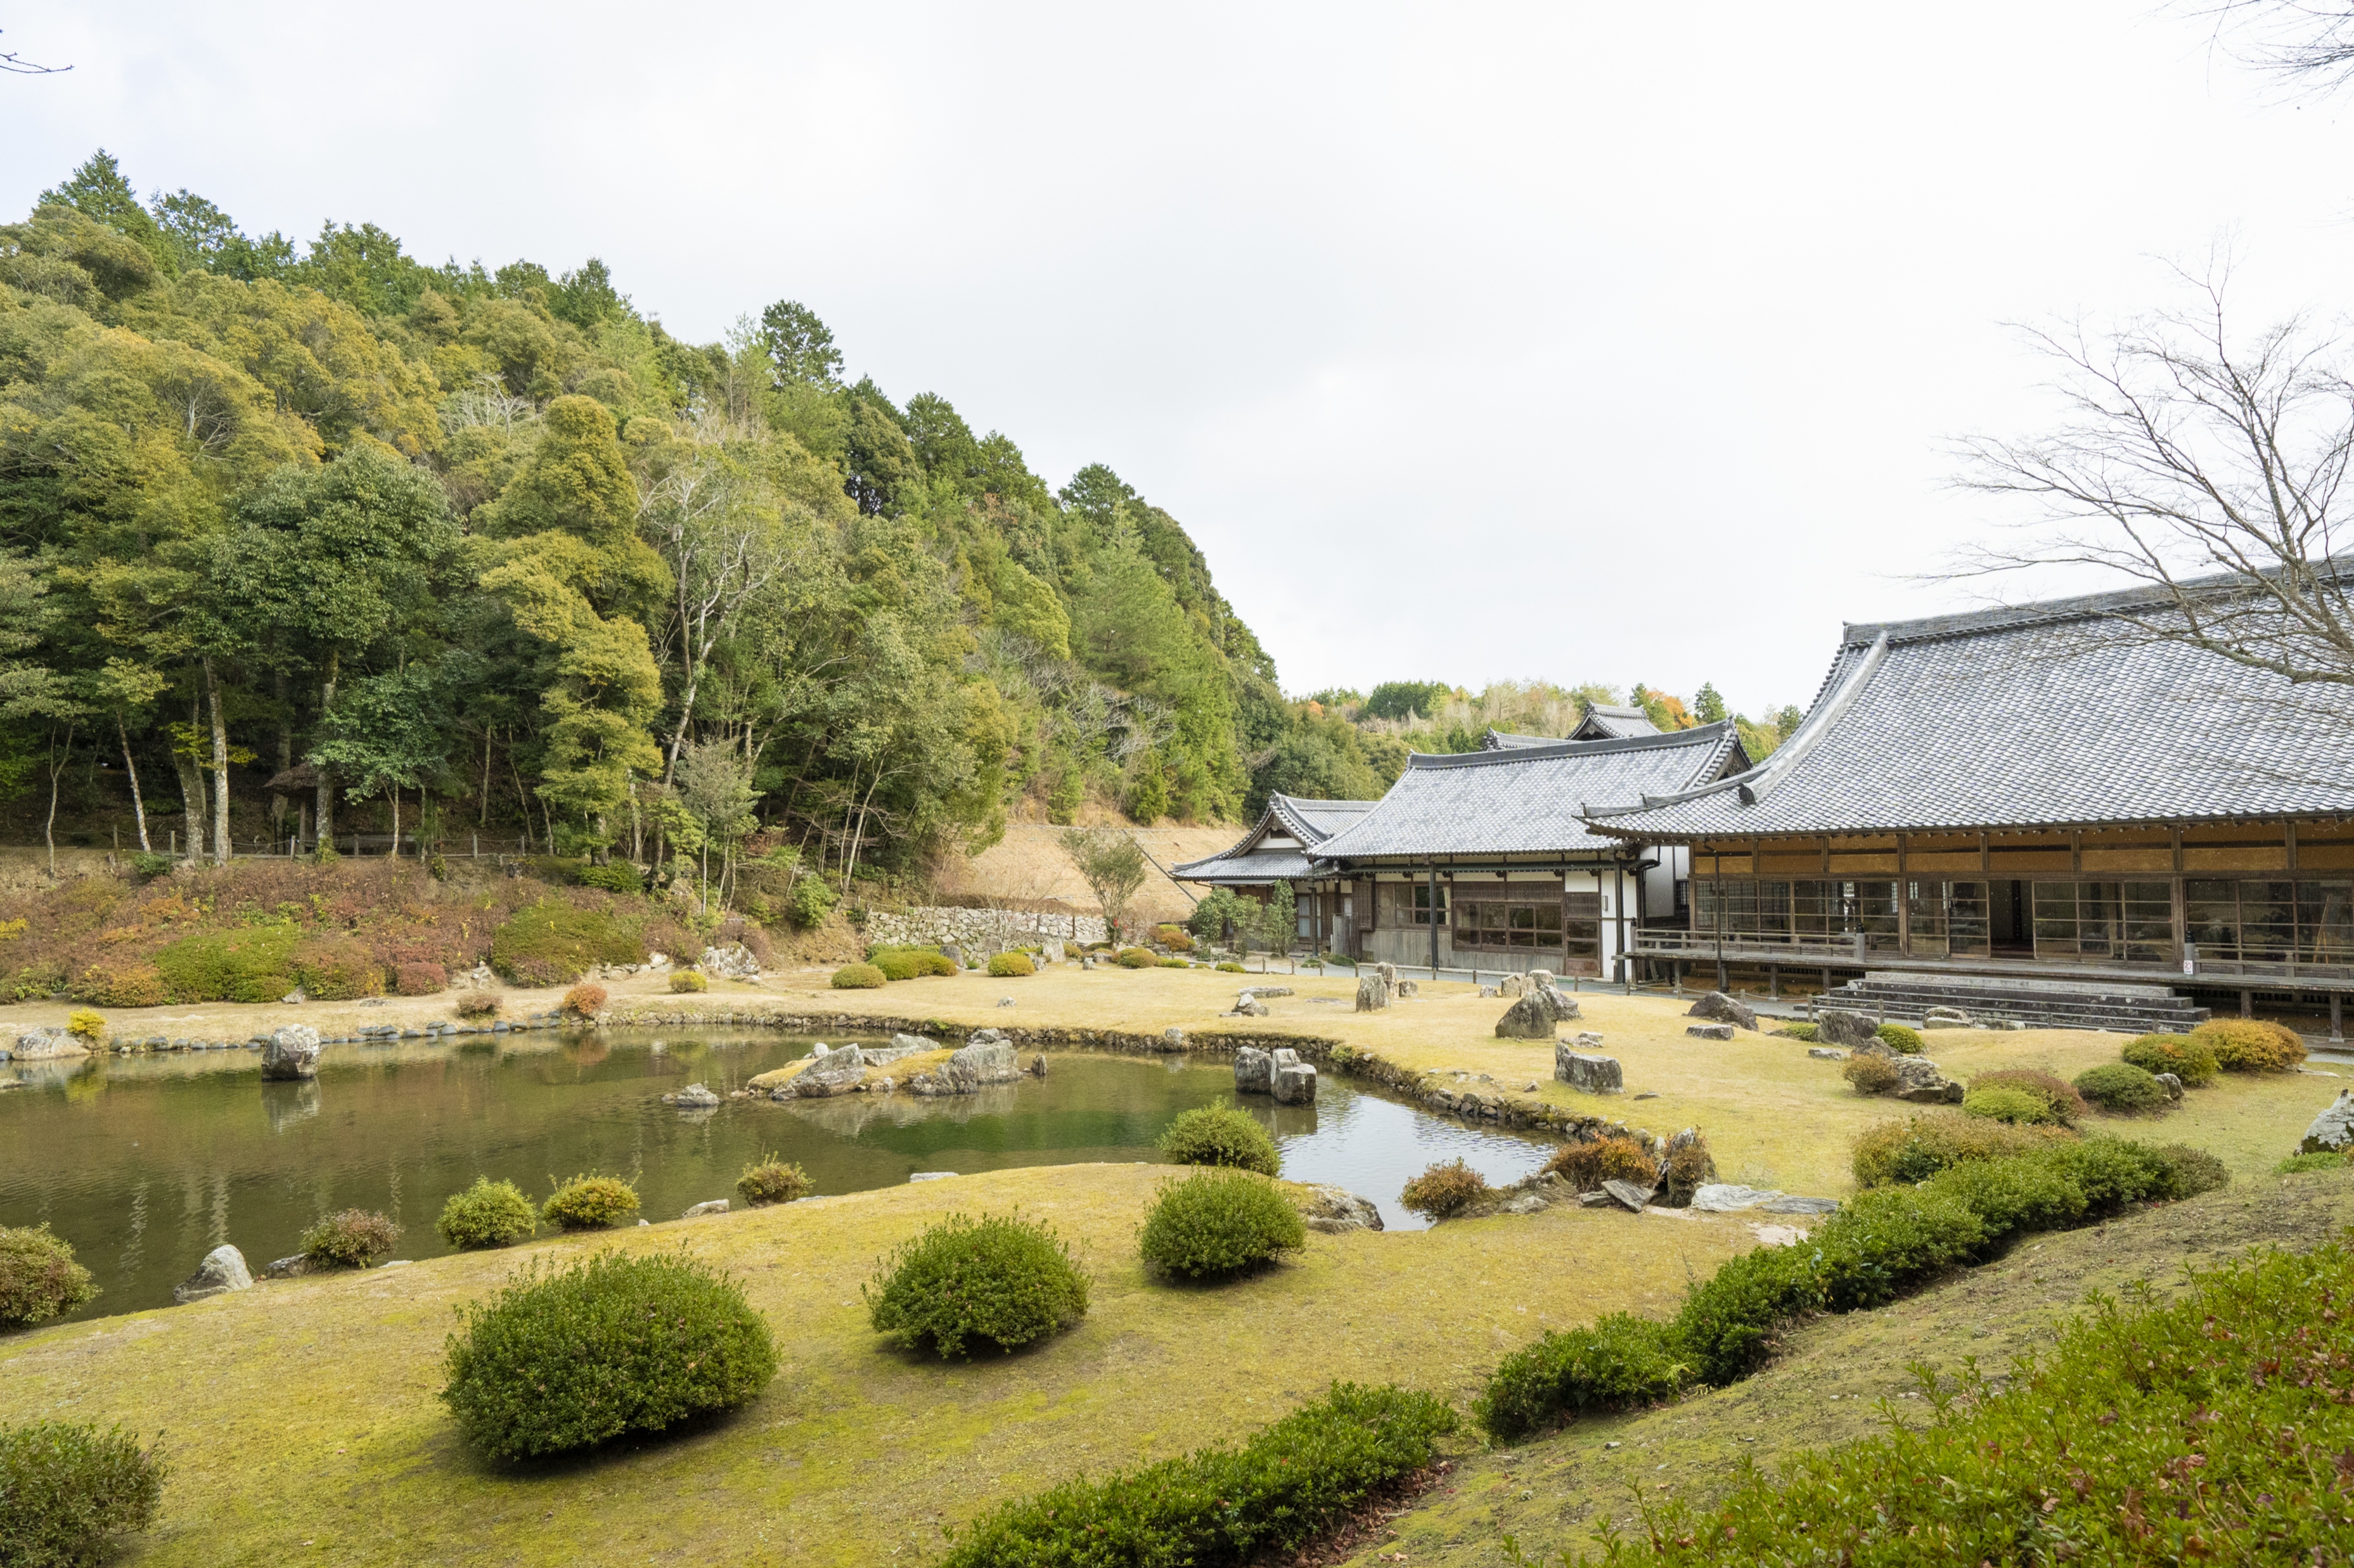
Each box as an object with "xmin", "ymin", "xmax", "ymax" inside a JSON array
[
  {"xmin": 736, "ymin": 1155, "xmax": 813, "ymax": 1207},
  {"xmin": 64, "ymin": 1008, "xmax": 105, "ymax": 1040},
  {"xmin": 1152, "ymin": 925, "xmax": 1194, "ymax": 951},
  {"xmin": 561, "ymin": 982, "xmax": 607, "ymax": 1018},
  {"xmin": 1215, "ymin": 961, "xmax": 1245, "ymax": 974},
  {"xmin": 437, "ymin": 1179, "xmax": 538, "ymax": 1249},
  {"xmin": 1851, "ymin": 1110, "xmax": 2075, "ymax": 1187},
  {"xmin": 1542, "ymin": 1133, "xmax": 1659, "ymax": 1192},
  {"xmin": 0, "ymin": 1225, "xmax": 98, "ymax": 1329},
  {"xmin": 2120, "ymin": 1032, "xmax": 2220, "ymax": 1088},
  {"xmin": 1157, "ymin": 956, "xmax": 1189, "ymax": 968},
  {"xmin": 68, "ymin": 961, "xmax": 165, "ymax": 1008},
  {"xmin": 1967, "ymin": 1068, "xmax": 2086, "ymax": 1125},
  {"xmin": 542, "ymin": 1174, "xmax": 641, "ymax": 1231},
  {"xmin": 1843, "ymin": 1053, "xmax": 1900, "ymax": 1096},
  {"xmin": 1401, "ymin": 1159, "xmax": 1491, "ymax": 1218},
  {"xmin": 292, "ymin": 935, "xmax": 385, "ymax": 1000},
  {"xmin": 1137, "ymin": 1169, "xmax": 1306, "ymax": 1279},
  {"xmin": 1875, "ymin": 1023, "xmax": 1924, "ymax": 1051},
  {"xmin": 1157, "ymin": 1098, "xmax": 1280, "ymax": 1176},
  {"xmin": 454, "ymin": 989, "xmax": 501, "ymax": 1020},
  {"xmin": 300, "ymin": 1209, "xmax": 401, "ymax": 1269},
  {"xmin": 988, "ymin": 952, "xmax": 1035, "ymax": 979},
  {"xmin": 2191, "ymin": 1018, "xmax": 2308, "ymax": 1073},
  {"xmin": 394, "ymin": 961, "xmax": 447, "ymax": 996},
  {"xmin": 830, "ymin": 963, "xmax": 886, "ymax": 990},
  {"xmin": 669, "ymin": 970, "xmax": 708, "ymax": 993},
  {"xmin": 2275, "ymin": 1150, "xmax": 2351, "ymax": 1175},
  {"xmin": 0, "ymin": 1420, "xmax": 166, "ymax": 1566},
  {"xmin": 441, "ymin": 1252, "xmax": 776, "ymax": 1462},
  {"xmin": 489, "ymin": 899, "xmax": 645, "ymax": 987},
  {"xmin": 2072, "ymin": 1062, "xmax": 2171, "ymax": 1115},
  {"xmin": 1962, "ymin": 1086, "xmax": 2052, "ymax": 1125},
  {"xmin": 913, "ymin": 951, "xmax": 957, "ymax": 977},
  {"xmin": 1115, "ymin": 946, "xmax": 1156, "ymax": 969},
  {"xmin": 2149, "ymin": 1143, "xmax": 2230, "ymax": 1193},
  {"xmin": 873, "ymin": 951, "xmax": 921, "ymax": 981},
  {"xmin": 863, "ymin": 1211, "xmax": 1090, "ymax": 1358}
]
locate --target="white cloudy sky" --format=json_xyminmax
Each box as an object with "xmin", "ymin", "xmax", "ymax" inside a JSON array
[{"xmin": 4, "ymin": 1, "xmax": 2350, "ymax": 714}]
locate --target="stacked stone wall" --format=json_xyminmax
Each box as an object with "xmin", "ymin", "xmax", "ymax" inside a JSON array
[{"xmin": 862, "ymin": 906, "xmax": 1108, "ymax": 951}]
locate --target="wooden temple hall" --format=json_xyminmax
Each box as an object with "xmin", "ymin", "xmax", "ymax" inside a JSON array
[{"xmin": 1178, "ymin": 577, "xmax": 2354, "ymax": 1032}]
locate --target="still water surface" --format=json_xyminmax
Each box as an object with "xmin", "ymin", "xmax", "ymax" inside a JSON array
[{"xmin": 1, "ymin": 1032, "xmax": 1553, "ymax": 1320}]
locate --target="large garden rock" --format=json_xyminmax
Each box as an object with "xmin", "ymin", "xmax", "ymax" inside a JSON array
[
  {"xmin": 1685, "ymin": 991, "xmax": 1757, "ymax": 1030},
  {"xmin": 2299, "ymin": 1089, "xmax": 2354, "ymax": 1155},
  {"xmin": 2154, "ymin": 1071, "xmax": 2184, "ymax": 1101},
  {"xmin": 943, "ymin": 1034, "xmax": 1019, "ymax": 1091},
  {"xmin": 1496, "ymin": 973, "xmax": 1529, "ymax": 998},
  {"xmin": 681, "ymin": 1198, "xmax": 730, "ymax": 1218},
  {"xmin": 1230, "ymin": 996, "xmax": 1270, "ymax": 1017},
  {"xmin": 13, "ymin": 1026, "xmax": 86, "ymax": 1060},
  {"xmin": 1685, "ymin": 1022, "xmax": 1735, "ymax": 1040},
  {"xmin": 1296, "ymin": 1184, "xmax": 1384, "ymax": 1233},
  {"xmin": 1248, "ymin": 987, "xmax": 1294, "ymax": 999},
  {"xmin": 1233, "ymin": 1046, "xmax": 1273, "ymax": 1095},
  {"xmin": 1495, "ymin": 979, "xmax": 1581, "ymax": 1039},
  {"xmin": 1555, "ymin": 1041, "xmax": 1622, "ymax": 1095},
  {"xmin": 700, "ymin": 942, "xmax": 761, "ymax": 979},
  {"xmin": 1355, "ymin": 975, "xmax": 1390, "ymax": 1012},
  {"xmin": 1272, "ymin": 1057, "xmax": 1318, "ymax": 1105},
  {"xmin": 784, "ymin": 1049, "xmax": 867, "ymax": 1098},
  {"xmin": 260, "ymin": 1025, "xmax": 322, "ymax": 1081},
  {"xmin": 172, "ymin": 1243, "xmax": 253, "ymax": 1304},
  {"xmin": 1815, "ymin": 1008, "xmax": 1881, "ymax": 1050},
  {"xmin": 666, "ymin": 1082, "xmax": 721, "ymax": 1109},
  {"xmin": 1601, "ymin": 1178, "xmax": 1655, "ymax": 1212},
  {"xmin": 1689, "ymin": 1184, "xmax": 1782, "ymax": 1212},
  {"xmin": 1889, "ymin": 1054, "xmax": 1964, "ymax": 1104}
]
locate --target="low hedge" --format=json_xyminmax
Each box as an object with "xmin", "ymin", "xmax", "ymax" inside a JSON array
[
  {"xmin": 1138, "ymin": 1169, "xmax": 1305, "ymax": 1278},
  {"xmin": 1400, "ymin": 1159, "xmax": 1489, "ymax": 1218},
  {"xmin": 437, "ymin": 1179, "xmax": 538, "ymax": 1249},
  {"xmin": 872, "ymin": 950, "xmax": 921, "ymax": 980},
  {"xmin": 2074, "ymin": 1060, "xmax": 2171, "ymax": 1114},
  {"xmin": 937, "ymin": 1382, "xmax": 1455, "ymax": 1568},
  {"xmin": 1851, "ymin": 1109, "xmax": 2073, "ymax": 1186},
  {"xmin": 1115, "ymin": 946, "xmax": 1156, "ymax": 968},
  {"xmin": 863, "ymin": 1211, "xmax": 1090, "ymax": 1358},
  {"xmin": 1961, "ymin": 1086, "xmax": 2050, "ymax": 1124},
  {"xmin": 1158, "ymin": 1099, "xmax": 1280, "ymax": 1176},
  {"xmin": 65, "ymin": 960, "xmax": 164, "ymax": 1007},
  {"xmin": 0, "ymin": 1224, "xmax": 98, "ymax": 1330},
  {"xmin": 0, "ymin": 1420, "xmax": 167, "ymax": 1567},
  {"xmin": 1477, "ymin": 1136, "xmax": 2212, "ymax": 1440},
  {"xmin": 541, "ymin": 1174, "xmax": 640, "ymax": 1231},
  {"xmin": 1615, "ymin": 1238, "xmax": 2354, "ymax": 1563},
  {"xmin": 151, "ymin": 925, "xmax": 300, "ymax": 1003},
  {"xmin": 1965, "ymin": 1067, "xmax": 2085, "ymax": 1125},
  {"xmin": 440, "ymin": 1252, "xmax": 776, "ymax": 1462},
  {"xmin": 830, "ymin": 963, "xmax": 885, "ymax": 990},
  {"xmin": 2120, "ymin": 1031, "xmax": 2220, "ymax": 1086},
  {"xmin": 300, "ymin": 1209, "xmax": 401, "ymax": 1269},
  {"xmin": 488, "ymin": 899, "xmax": 644, "ymax": 987},
  {"xmin": 987, "ymin": 952, "xmax": 1034, "ymax": 978},
  {"xmin": 2192, "ymin": 1017, "xmax": 2308, "ymax": 1072}
]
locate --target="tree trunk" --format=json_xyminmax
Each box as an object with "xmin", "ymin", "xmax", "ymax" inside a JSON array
[
  {"xmin": 271, "ymin": 666, "xmax": 291, "ymax": 834},
  {"xmin": 314, "ymin": 648, "xmax": 338, "ymax": 850},
  {"xmin": 205, "ymin": 657, "xmax": 230, "ymax": 866},
  {"xmin": 117, "ymin": 714, "xmax": 150, "ymax": 853},
  {"xmin": 390, "ymin": 785, "xmax": 400, "ymax": 859},
  {"xmin": 175, "ymin": 696, "xmax": 207, "ymax": 861},
  {"xmin": 479, "ymin": 728, "xmax": 494, "ymax": 826},
  {"xmin": 44, "ymin": 723, "xmax": 75, "ymax": 878}
]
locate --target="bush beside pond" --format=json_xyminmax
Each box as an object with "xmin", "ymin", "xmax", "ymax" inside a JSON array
[
  {"xmin": 0, "ymin": 1420, "xmax": 166, "ymax": 1567},
  {"xmin": 1543, "ymin": 1133, "xmax": 1659, "ymax": 1192},
  {"xmin": 542, "ymin": 1175, "xmax": 640, "ymax": 1231},
  {"xmin": 669, "ymin": 970, "xmax": 707, "ymax": 992},
  {"xmin": 300, "ymin": 1210, "xmax": 401, "ymax": 1269},
  {"xmin": 1157, "ymin": 1100, "xmax": 1280, "ymax": 1176},
  {"xmin": 863, "ymin": 1212, "xmax": 1090, "ymax": 1358},
  {"xmin": 437, "ymin": 1180, "xmax": 539, "ymax": 1249},
  {"xmin": 1137, "ymin": 1170, "xmax": 1304, "ymax": 1279},
  {"xmin": 440, "ymin": 1252, "xmax": 776, "ymax": 1462},
  {"xmin": 830, "ymin": 963, "xmax": 885, "ymax": 989},
  {"xmin": 1400, "ymin": 1159, "xmax": 1489, "ymax": 1218},
  {"xmin": 489, "ymin": 900, "xmax": 644, "ymax": 987},
  {"xmin": 736, "ymin": 1155, "xmax": 812, "ymax": 1207},
  {"xmin": 0, "ymin": 1224, "xmax": 98, "ymax": 1330}
]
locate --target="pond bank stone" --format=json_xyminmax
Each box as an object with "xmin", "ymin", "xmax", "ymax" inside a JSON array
[
  {"xmin": 13, "ymin": 1026, "xmax": 85, "ymax": 1060},
  {"xmin": 2300, "ymin": 1089, "xmax": 2354, "ymax": 1155},
  {"xmin": 1233, "ymin": 1045, "xmax": 1272, "ymax": 1095},
  {"xmin": 666, "ymin": 1083, "xmax": 721, "ymax": 1109},
  {"xmin": 172, "ymin": 1243, "xmax": 253, "ymax": 1304},
  {"xmin": 1271, "ymin": 1057, "xmax": 1318, "ymax": 1105},
  {"xmin": 1555, "ymin": 1038, "xmax": 1622, "ymax": 1095},
  {"xmin": 681, "ymin": 1198, "xmax": 730, "ymax": 1218},
  {"xmin": 1296, "ymin": 1184, "xmax": 1384, "ymax": 1233},
  {"xmin": 1601, "ymin": 1178, "xmax": 1656, "ymax": 1212},
  {"xmin": 260, "ymin": 1025, "xmax": 322, "ymax": 1081}
]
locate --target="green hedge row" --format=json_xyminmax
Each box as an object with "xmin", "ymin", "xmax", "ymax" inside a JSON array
[
  {"xmin": 1477, "ymin": 1138, "xmax": 2223, "ymax": 1440},
  {"xmin": 1604, "ymin": 1235, "xmax": 2354, "ymax": 1564},
  {"xmin": 938, "ymin": 1382, "xmax": 1455, "ymax": 1567}
]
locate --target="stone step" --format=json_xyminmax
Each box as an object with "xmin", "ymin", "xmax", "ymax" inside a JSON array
[{"xmin": 1818, "ymin": 975, "xmax": 2209, "ymax": 1034}]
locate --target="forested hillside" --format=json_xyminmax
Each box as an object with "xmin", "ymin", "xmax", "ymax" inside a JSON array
[{"xmin": 0, "ymin": 151, "xmax": 1287, "ymax": 894}]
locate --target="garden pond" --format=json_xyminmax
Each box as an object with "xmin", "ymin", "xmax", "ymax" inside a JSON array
[{"xmin": 1, "ymin": 1030, "xmax": 1556, "ymax": 1319}]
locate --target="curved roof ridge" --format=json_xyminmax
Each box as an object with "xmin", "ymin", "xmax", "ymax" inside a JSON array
[
  {"xmin": 1408, "ymin": 721, "xmax": 1734, "ymax": 771},
  {"xmin": 1841, "ymin": 559, "xmax": 2354, "ymax": 650}
]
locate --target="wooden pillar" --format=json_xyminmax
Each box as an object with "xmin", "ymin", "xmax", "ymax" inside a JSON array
[
  {"xmin": 1768, "ymin": 964, "xmax": 1779, "ymax": 998},
  {"xmin": 2331, "ymin": 991, "xmax": 2343, "ymax": 1044},
  {"xmin": 2241, "ymin": 989, "xmax": 2254, "ymax": 1019},
  {"xmin": 1427, "ymin": 863, "xmax": 1439, "ymax": 977}
]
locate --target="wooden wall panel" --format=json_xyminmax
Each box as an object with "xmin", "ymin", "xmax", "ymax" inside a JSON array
[
  {"xmin": 2185, "ymin": 847, "xmax": 2289, "ymax": 871},
  {"xmin": 1906, "ymin": 852, "xmax": 1980, "ymax": 872},
  {"xmin": 2081, "ymin": 848, "xmax": 2172, "ymax": 873}
]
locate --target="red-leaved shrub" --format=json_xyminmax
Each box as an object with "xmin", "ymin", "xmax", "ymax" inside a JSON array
[
  {"xmin": 562, "ymin": 982, "xmax": 608, "ymax": 1018},
  {"xmin": 394, "ymin": 962, "xmax": 447, "ymax": 996}
]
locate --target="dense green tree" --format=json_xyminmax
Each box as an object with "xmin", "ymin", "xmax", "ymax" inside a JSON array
[{"xmin": 1363, "ymin": 681, "xmax": 1452, "ymax": 721}]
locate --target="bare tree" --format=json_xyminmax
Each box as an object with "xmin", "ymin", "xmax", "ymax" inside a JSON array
[
  {"xmin": 1952, "ymin": 266, "xmax": 2354, "ymax": 688},
  {"xmin": 2198, "ymin": 2, "xmax": 2354, "ymax": 93},
  {"xmin": 1, "ymin": 29, "xmax": 70, "ymax": 74},
  {"xmin": 1059, "ymin": 826, "xmax": 1148, "ymax": 944}
]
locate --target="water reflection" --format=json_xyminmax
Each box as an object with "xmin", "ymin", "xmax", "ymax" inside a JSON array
[{"xmin": 0, "ymin": 1031, "xmax": 1553, "ymax": 1320}]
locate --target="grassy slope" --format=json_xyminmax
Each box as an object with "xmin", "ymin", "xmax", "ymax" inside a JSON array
[
  {"xmin": 1335, "ymin": 1167, "xmax": 2354, "ymax": 1567},
  {"xmin": 0, "ymin": 1164, "xmax": 1760, "ymax": 1567}
]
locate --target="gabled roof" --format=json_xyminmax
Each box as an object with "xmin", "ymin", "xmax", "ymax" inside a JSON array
[
  {"xmin": 1481, "ymin": 728, "xmax": 1569, "ymax": 750},
  {"xmin": 1172, "ymin": 792, "xmax": 1382, "ymax": 884},
  {"xmin": 1570, "ymin": 703, "xmax": 1663, "ymax": 740},
  {"xmin": 1592, "ymin": 579, "xmax": 2354, "ymax": 842},
  {"xmin": 1310, "ymin": 724, "xmax": 1747, "ymax": 862}
]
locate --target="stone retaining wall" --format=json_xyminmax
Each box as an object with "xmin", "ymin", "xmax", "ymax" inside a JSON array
[
  {"xmin": 862, "ymin": 906, "xmax": 1108, "ymax": 951},
  {"xmin": 600, "ymin": 1004, "xmax": 1657, "ymax": 1148}
]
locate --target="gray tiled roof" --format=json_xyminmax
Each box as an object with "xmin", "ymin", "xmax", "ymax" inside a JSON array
[
  {"xmin": 1481, "ymin": 728, "xmax": 1569, "ymax": 750},
  {"xmin": 1594, "ymin": 586, "xmax": 2354, "ymax": 840},
  {"xmin": 1311, "ymin": 724, "xmax": 1746, "ymax": 861},
  {"xmin": 1173, "ymin": 793, "xmax": 1381, "ymax": 881},
  {"xmin": 1570, "ymin": 704, "xmax": 1663, "ymax": 740}
]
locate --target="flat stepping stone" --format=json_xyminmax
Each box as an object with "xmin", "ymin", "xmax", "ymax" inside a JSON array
[
  {"xmin": 1690, "ymin": 1183, "xmax": 1784, "ymax": 1212},
  {"xmin": 1601, "ymin": 1178, "xmax": 1656, "ymax": 1212},
  {"xmin": 1759, "ymin": 1195, "xmax": 1840, "ymax": 1214}
]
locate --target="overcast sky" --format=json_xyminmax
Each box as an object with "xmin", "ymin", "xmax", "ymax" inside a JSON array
[{"xmin": 4, "ymin": 2, "xmax": 2348, "ymax": 715}]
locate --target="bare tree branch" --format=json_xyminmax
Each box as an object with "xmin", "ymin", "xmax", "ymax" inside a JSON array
[
  {"xmin": 2194, "ymin": 2, "xmax": 2354, "ymax": 94},
  {"xmin": 1, "ymin": 29, "xmax": 71, "ymax": 74}
]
